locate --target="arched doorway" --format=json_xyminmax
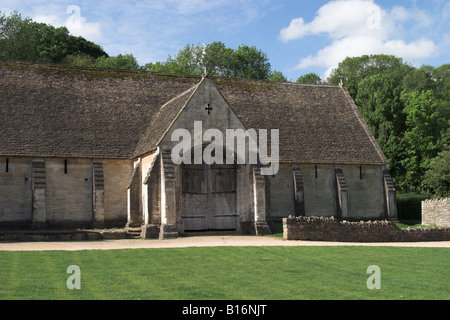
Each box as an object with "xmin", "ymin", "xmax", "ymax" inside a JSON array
[{"xmin": 182, "ymin": 161, "xmax": 237, "ymax": 231}]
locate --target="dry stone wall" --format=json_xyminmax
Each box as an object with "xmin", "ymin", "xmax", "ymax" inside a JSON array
[
  {"xmin": 284, "ymin": 216, "xmax": 450, "ymax": 242},
  {"xmin": 422, "ymin": 198, "xmax": 449, "ymax": 227}
]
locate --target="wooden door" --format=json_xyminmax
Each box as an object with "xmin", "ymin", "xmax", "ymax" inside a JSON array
[
  {"xmin": 208, "ymin": 163, "xmax": 236, "ymax": 230},
  {"xmin": 182, "ymin": 164, "xmax": 207, "ymax": 230},
  {"xmin": 182, "ymin": 163, "xmax": 236, "ymax": 231}
]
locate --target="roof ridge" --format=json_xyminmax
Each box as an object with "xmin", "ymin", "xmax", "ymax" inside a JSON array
[
  {"xmin": 0, "ymin": 59, "xmax": 342, "ymax": 87},
  {"xmin": 0, "ymin": 58, "xmax": 202, "ymax": 80}
]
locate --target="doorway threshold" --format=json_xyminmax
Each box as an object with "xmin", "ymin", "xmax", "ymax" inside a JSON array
[{"xmin": 181, "ymin": 230, "xmax": 239, "ymax": 237}]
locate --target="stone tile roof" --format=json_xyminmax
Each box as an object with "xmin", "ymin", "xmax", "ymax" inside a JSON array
[
  {"xmin": 214, "ymin": 77, "xmax": 387, "ymax": 164},
  {"xmin": 133, "ymin": 84, "xmax": 198, "ymax": 157},
  {"xmin": 0, "ymin": 60, "xmax": 386, "ymax": 164}
]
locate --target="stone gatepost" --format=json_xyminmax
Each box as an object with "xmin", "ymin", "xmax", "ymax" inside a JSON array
[
  {"xmin": 92, "ymin": 162, "xmax": 105, "ymax": 228},
  {"xmin": 253, "ymin": 167, "xmax": 271, "ymax": 235},
  {"xmin": 31, "ymin": 160, "xmax": 46, "ymax": 229},
  {"xmin": 159, "ymin": 149, "xmax": 178, "ymax": 239},
  {"xmin": 127, "ymin": 162, "xmax": 143, "ymax": 228},
  {"xmin": 383, "ymin": 170, "xmax": 397, "ymax": 220},
  {"xmin": 141, "ymin": 152, "xmax": 161, "ymax": 239}
]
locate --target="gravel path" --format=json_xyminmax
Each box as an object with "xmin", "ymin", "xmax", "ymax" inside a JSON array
[{"xmin": 1, "ymin": 235, "xmax": 449, "ymax": 251}]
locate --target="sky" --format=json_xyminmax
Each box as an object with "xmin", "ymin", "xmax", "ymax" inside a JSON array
[{"xmin": 1, "ymin": 0, "xmax": 449, "ymax": 81}]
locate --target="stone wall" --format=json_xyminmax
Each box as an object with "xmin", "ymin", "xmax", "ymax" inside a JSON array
[
  {"xmin": 422, "ymin": 198, "xmax": 450, "ymax": 227},
  {"xmin": 0, "ymin": 157, "xmax": 32, "ymax": 228},
  {"xmin": 103, "ymin": 160, "xmax": 132, "ymax": 226},
  {"xmin": 0, "ymin": 156, "xmax": 132, "ymax": 229},
  {"xmin": 45, "ymin": 158, "xmax": 93, "ymax": 228},
  {"xmin": 268, "ymin": 164, "xmax": 389, "ymax": 220},
  {"xmin": 283, "ymin": 216, "xmax": 450, "ymax": 242}
]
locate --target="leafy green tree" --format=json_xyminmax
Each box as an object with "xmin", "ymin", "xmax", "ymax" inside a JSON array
[
  {"xmin": 356, "ymin": 74, "xmax": 406, "ymax": 142},
  {"xmin": 400, "ymin": 90, "xmax": 446, "ymax": 191},
  {"xmin": 0, "ymin": 11, "xmax": 37, "ymax": 61},
  {"xmin": 327, "ymin": 54, "xmax": 413, "ymax": 97},
  {"xmin": 431, "ymin": 64, "xmax": 450, "ymax": 100},
  {"xmin": 93, "ymin": 54, "xmax": 140, "ymax": 70},
  {"xmin": 146, "ymin": 43, "xmax": 222, "ymax": 76},
  {"xmin": 268, "ymin": 70, "xmax": 288, "ymax": 82},
  {"xmin": 330, "ymin": 54, "xmax": 448, "ymax": 193},
  {"xmin": 233, "ymin": 44, "xmax": 271, "ymax": 79},
  {"xmin": 145, "ymin": 42, "xmax": 272, "ymax": 80},
  {"xmin": 430, "ymin": 64, "xmax": 450, "ymax": 146},
  {"xmin": 203, "ymin": 41, "xmax": 236, "ymax": 77},
  {"xmin": 355, "ymin": 73, "xmax": 406, "ymax": 184},
  {"xmin": 0, "ymin": 10, "xmax": 107, "ymax": 63},
  {"xmin": 67, "ymin": 35, "xmax": 107, "ymax": 60},
  {"xmin": 296, "ymin": 73, "xmax": 321, "ymax": 84},
  {"xmin": 422, "ymin": 149, "xmax": 450, "ymax": 197},
  {"xmin": 402, "ymin": 66, "xmax": 435, "ymax": 93},
  {"xmin": 34, "ymin": 22, "xmax": 72, "ymax": 63}
]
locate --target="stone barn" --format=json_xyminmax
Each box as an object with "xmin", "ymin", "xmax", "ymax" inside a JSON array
[{"xmin": 0, "ymin": 60, "xmax": 397, "ymax": 239}]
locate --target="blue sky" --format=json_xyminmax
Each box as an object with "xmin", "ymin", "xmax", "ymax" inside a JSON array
[{"xmin": 1, "ymin": 0, "xmax": 448, "ymax": 81}]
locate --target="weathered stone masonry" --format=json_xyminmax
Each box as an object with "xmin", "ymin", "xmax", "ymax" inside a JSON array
[
  {"xmin": 284, "ymin": 216, "xmax": 450, "ymax": 242},
  {"xmin": 422, "ymin": 198, "xmax": 450, "ymax": 227},
  {"xmin": 0, "ymin": 157, "xmax": 131, "ymax": 230},
  {"xmin": 0, "ymin": 60, "xmax": 401, "ymax": 239}
]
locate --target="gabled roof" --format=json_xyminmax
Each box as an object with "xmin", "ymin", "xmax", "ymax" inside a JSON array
[
  {"xmin": 133, "ymin": 84, "xmax": 198, "ymax": 157},
  {"xmin": 0, "ymin": 60, "xmax": 386, "ymax": 165}
]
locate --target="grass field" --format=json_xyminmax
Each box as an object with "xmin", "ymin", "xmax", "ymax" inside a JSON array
[{"xmin": 0, "ymin": 246, "xmax": 448, "ymax": 300}]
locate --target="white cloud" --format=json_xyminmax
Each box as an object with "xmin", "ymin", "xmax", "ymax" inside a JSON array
[
  {"xmin": 65, "ymin": 6, "xmax": 102, "ymax": 41},
  {"xmin": 32, "ymin": 5, "xmax": 102, "ymax": 42},
  {"xmin": 93, "ymin": 0, "xmax": 271, "ymax": 63},
  {"xmin": 280, "ymin": 0, "xmax": 439, "ymax": 78},
  {"xmin": 2, "ymin": 0, "xmax": 272, "ymax": 65},
  {"xmin": 32, "ymin": 14, "xmax": 60, "ymax": 26},
  {"xmin": 280, "ymin": 0, "xmax": 387, "ymax": 41}
]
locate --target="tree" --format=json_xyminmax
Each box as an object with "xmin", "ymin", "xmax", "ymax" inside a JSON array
[
  {"xmin": 401, "ymin": 90, "xmax": 446, "ymax": 191},
  {"xmin": 327, "ymin": 54, "xmax": 413, "ymax": 97},
  {"xmin": 355, "ymin": 73, "xmax": 406, "ymax": 185},
  {"xmin": 145, "ymin": 42, "xmax": 272, "ymax": 80},
  {"xmin": 233, "ymin": 44, "xmax": 271, "ymax": 79},
  {"xmin": 402, "ymin": 66, "xmax": 435, "ymax": 93},
  {"xmin": 0, "ymin": 11, "xmax": 37, "ymax": 61},
  {"xmin": 356, "ymin": 74, "xmax": 406, "ymax": 141},
  {"xmin": 93, "ymin": 54, "xmax": 140, "ymax": 70},
  {"xmin": 34, "ymin": 22, "xmax": 72, "ymax": 63},
  {"xmin": 0, "ymin": 10, "xmax": 107, "ymax": 64},
  {"xmin": 67, "ymin": 35, "xmax": 107, "ymax": 60},
  {"xmin": 203, "ymin": 41, "xmax": 236, "ymax": 77},
  {"xmin": 422, "ymin": 149, "xmax": 450, "ymax": 197},
  {"xmin": 296, "ymin": 73, "xmax": 321, "ymax": 84},
  {"xmin": 431, "ymin": 64, "xmax": 450, "ymax": 100},
  {"xmin": 145, "ymin": 42, "xmax": 225, "ymax": 76},
  {"xmin": 268, "ymin": 70, "xmax": 287, "ymax": 82},
  {"xmin": 328, "ymin": 54, "xmax": 449, "ymax": 193}
]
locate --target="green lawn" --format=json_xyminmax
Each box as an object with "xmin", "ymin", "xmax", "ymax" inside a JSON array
[{"xmin": 0, "ymin": 246, "xmax": 448, "ymax": 300}]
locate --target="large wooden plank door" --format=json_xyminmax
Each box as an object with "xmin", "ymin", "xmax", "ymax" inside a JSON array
[
  {"xmin": 182, "ymin": 164, "xmax": 208, "ymax": 230},
  {"xmin": 182, "ymin": 163, "xmax": 236, "ymax": 231},
  {"xmin": 209, "ymin": 163, "xmax": 236, "ymax": 230}
]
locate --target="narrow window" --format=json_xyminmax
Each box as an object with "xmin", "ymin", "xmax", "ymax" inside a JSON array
[
  {"xmin": 359, "ymin": 166, "xmax": 363, "ymax": 180},
  {"xmin": 64, "ymin": 159, "xmax": 68, "ymax": 174},
  {"xmin": 315, "ymin": 165, "xmax": 318, "ymax": 179},
  {"xmin": 6, "ymin": 158, "xmax": 9, "ymax": 173}
]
